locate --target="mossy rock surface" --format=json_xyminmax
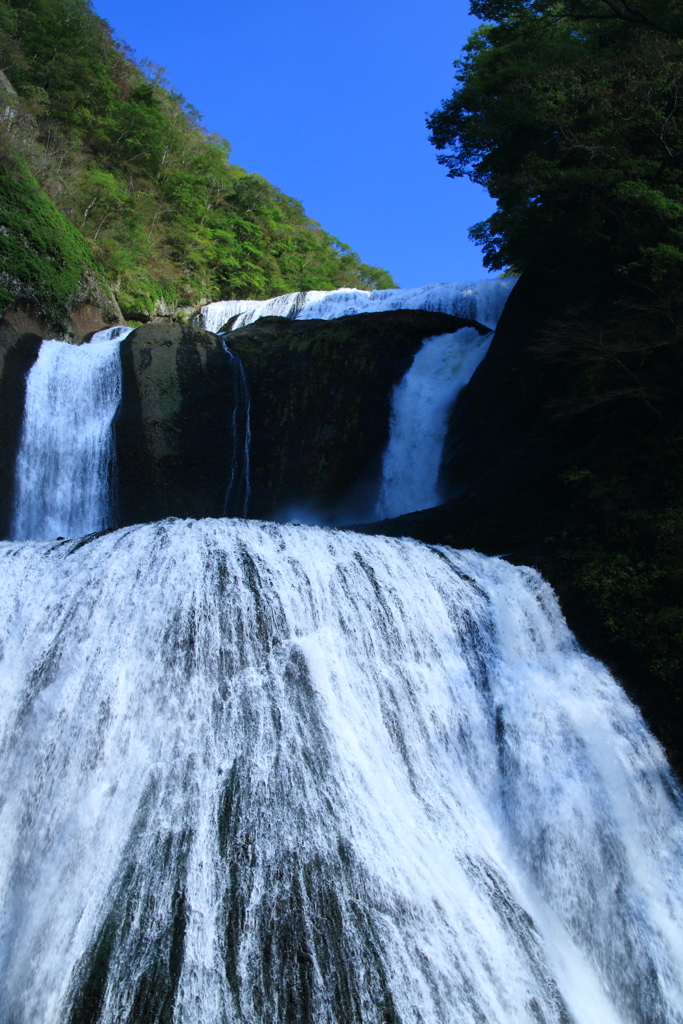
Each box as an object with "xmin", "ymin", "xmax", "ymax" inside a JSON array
[
  {"xmin": 0, "ymin": 162, "xmax": 123, "ymax": 339},
  {"xmin": 228, "ymin": 309, "xmax": 488, "ymax": 522},
  {"xmin": 0, "ymin": 164, "xmax": 94, "ymax": 333},
  {"xmin": 115, "ymin": 323, "xmax": 240, "ymax": 525}
]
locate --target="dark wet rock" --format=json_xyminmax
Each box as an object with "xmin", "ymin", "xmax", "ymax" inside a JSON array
[
  {"xmin": 115, "ymin": 323, "xmax": 240, "ymax": 526},
  {"xmin": 228, "ymin": 309, "xmax": 489, "ymax": 523},
  {"xmin": 0, "ymin": 328, "xmax": 42, "ymax": 537}
]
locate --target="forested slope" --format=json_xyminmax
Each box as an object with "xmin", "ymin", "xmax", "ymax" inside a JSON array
[{"xmin": 0, "ymin": 0, "xmax": 394, "ymax": 333}]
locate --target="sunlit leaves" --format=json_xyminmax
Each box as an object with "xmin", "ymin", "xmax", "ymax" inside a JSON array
[{"xmin": 0, "ymin": 0, "xmax": 396, "ymax": 317}]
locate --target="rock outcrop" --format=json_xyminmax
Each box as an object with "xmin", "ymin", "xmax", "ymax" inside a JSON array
[
  {"xmin": 0, "ymin": 328, "xmax": 42, "ymax": 537},
  {"xmin": 1, "ymin": 270, "xmax": 125, "ymax": 344},
  {"xmin": 228, "ymin": 309, "xmax": 489, "ymax": 522},
  {"xmin": 115, "ymin": 323, "xmax": 242, "ymax": 526}
]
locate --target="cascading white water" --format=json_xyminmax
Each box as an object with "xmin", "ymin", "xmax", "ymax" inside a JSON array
[
  {"xmin": 198, "ymin": 277, "xmax": 517, "ymax": 334},
  {"xmin": 10, "ymin": 326, "xmax": 133, "ymax": 541},
  {"xmin": 375, "ymin": 326, "xmax": 491, "ymax": 519},
  {"xmin": 200, "ymin": 294, "xmax": 317, "ymax": 332},
  {"xmin": 199, "ymin": 281, "xmax": 517, "ymax": 526},
  {"xmin": 0, "ymin": 517, "xmax": 681, "ymax": 1024}
]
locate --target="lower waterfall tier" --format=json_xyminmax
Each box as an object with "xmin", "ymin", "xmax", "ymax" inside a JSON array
[{"xmin": 0, "ymin": 519, "xmax": 680, "ymax": 1024}]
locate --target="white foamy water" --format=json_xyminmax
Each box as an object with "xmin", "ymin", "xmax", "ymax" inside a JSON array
[
  {"xmin": 198, "ymin": 277, "xmax": 517, "ymax": 333},
  {"xmin": 375, "ymin": 326, "xmax": 492, "ymax": 519},
  {"xmin": 0, "ymin": 518, "xmax": 680, "ymax": 1024},
  {"xmin": 10, "ymin": 326, "xmax": 134, "ymax": 541}
]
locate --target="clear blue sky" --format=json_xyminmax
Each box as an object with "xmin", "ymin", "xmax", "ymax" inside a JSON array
[{"xmin": 92, "ymin": 0, "xmax": 494, "ymax": 289}]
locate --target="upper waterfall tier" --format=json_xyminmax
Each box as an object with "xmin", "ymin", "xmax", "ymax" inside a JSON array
[
  {"xmin": 4, "ymin": 324, "xmax": 252, "ymax": 540},
  {"xmin": 10, "ymin": 326, "xmax": 133, "ymax": 541},
  {"xmin": 198, "ymin": 277, "xmax": 517, "ymax": 334},
  {"xmin": 0, "ymin": 518, "xmax": 680, "ymax": 1024},
  {"xmin": 375, "ymin": 326, "xmax": 493, "ymax": 519}
]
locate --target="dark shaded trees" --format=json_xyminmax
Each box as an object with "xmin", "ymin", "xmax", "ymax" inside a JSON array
[
  {"xmin": 415, "ymin": 1, "xmax": 683, "ymax": 767},
  {"xmin": 428, "ymin": 2, "xmax": 683, "ymax": 280}
]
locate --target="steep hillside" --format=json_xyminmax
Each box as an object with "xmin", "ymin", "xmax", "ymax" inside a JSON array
[{"xmin": 0, "ymin": 0, "xmax": 395, "ymax": 335}]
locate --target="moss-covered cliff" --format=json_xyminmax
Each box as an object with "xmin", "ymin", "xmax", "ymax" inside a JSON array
[{"xmin": 0, "ymin": 161, "xmax": 122, "ymax": 339}]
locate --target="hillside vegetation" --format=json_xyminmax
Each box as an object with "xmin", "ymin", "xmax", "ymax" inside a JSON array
[{"xmin": 0, "ymin": 0, "xmax": 395, "ymax": 327}]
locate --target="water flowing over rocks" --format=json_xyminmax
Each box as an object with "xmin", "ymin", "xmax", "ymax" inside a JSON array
[
  {"xmin": 374, "ymin": 326, "xmax": 493, "ymax": 519},
  {"xmin": 0, "ymin": 517, "xmax": 682, "ymax": 1024},
  {"xmin": 198, "ymin": 278, "xmax": 516, "ymax": 334},
  {"xmin": 227, "ymin": 310, "xmax": 489, "ymax": 523},
  {"xmin": 1, "ymin": 272, "xmax": 683, "ymax": 1023},
  {"xmin": 10, "ymin": 327, "xmax": 129, "ymax": 541}
]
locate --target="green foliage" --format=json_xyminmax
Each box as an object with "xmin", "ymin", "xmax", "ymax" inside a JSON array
[
  {"xmin": 428, "ymin": 1, "xmax": 683, "ymax": 280},
  {"xmin": 426, "ymin": 3, "xmax": 683, "ymax": 755},
  {"xmin": 0, "ymin": 0, "xmax": 395, "ymax": 318},
  {"xmin": 553, "ymin": 482, "xmax": 683, "ymax": 705},
  {"xmin": 0, "ymin": 160, "xmax": 96, "ymax": 329},
  {"xmin": 471, "ymin": 0, "xmax": 683, "ymax": 38}
]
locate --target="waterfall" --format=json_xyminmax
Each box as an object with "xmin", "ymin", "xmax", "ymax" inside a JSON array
[
  {"xmin": 222, "ymin": 339, "xmax": 251, "ymax": 517},
  {"xmin": 198, "ymin": 277, "xmax": 517, "ymax": 334},
  {"xmin": 372, "ymin": 277, "xmax": 518, "ymax": 520},
  {"xmin": 375, "ymin": 326, "xmax": 491, "ymax": 519},
  {"xmin": 10, "ymin": 326, "xmax": 133, "ymax": 541},
  {"xmin": 200, "ymin": 294, "xmax": 327, "ymax": 333},
  {"xmin": 0, "ymin": 517, "xmax": 681, "ymax": 1024}
]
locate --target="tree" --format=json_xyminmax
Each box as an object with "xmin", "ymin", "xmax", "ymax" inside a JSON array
[
  {"xmin": 427, "ymin": 1, "xmax": 683, "ymax": 282},
  {"xmin": 470, "ymin": 0, "xmax": 683, "ymax": 38}
]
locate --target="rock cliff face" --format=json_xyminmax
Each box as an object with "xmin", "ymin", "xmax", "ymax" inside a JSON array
[
  {"xmin": 0, "ymin": 329, "xmax": 42, "ymax": 537},
  {"xmin": 228, "ymin": 309, "xmax": 489, "ymax": 522},
  {"xmin": 115, "ymin": 323, "xmax": 240, "ymax": 526},
  {"xmin": 0, "ymin": 311, "xmax": 489, "ymax": 536},
  {"xmin": 1, "ymin": 266, "xmax": 125, "ymax": 344},
  {"xmin": 114, "ymin": 311, "xmax": 487, "ymax": 527}
]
